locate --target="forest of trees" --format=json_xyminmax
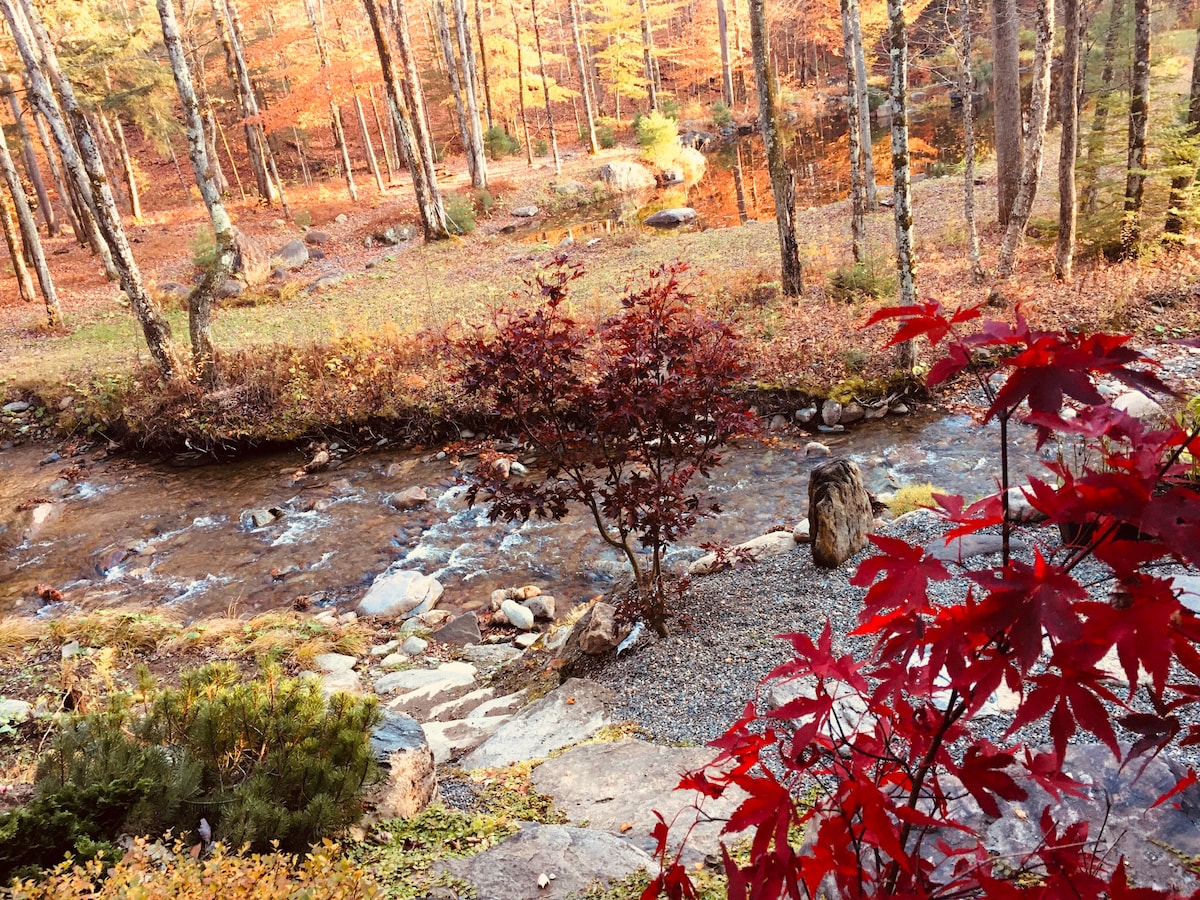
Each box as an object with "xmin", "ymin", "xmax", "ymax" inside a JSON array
[{"xmin": 1, "ymin": 0, "xmax": 1198, "ymax": 380}]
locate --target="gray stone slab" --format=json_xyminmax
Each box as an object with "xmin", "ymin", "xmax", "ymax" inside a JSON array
[
  {"xmin": 435, "ymin": 823, "xmax": 653, "ymax": 900},
  {"xmin": 461, "ymin": 678, "xmax": 613, "ymax": 770},
  {"xmin": 532, "ymin": 739, "xmax": 747, "ymax": 857}
]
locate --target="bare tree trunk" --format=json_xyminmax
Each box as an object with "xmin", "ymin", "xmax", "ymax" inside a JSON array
[
  {"xmin": 996, "ymin": 0, "xmax": 1054, "ymax": 275},
  {"xmin": 29, "ymin": 98, "xmax": 81, "ymax": 242},
  {"xmin": 0, "ymin": 54, "xmax": 57, "ymax": 236},
  {"xmin": 354, "ymin": 93, "xmax": 387, "ymax": 192},
  {"xmin": 1054, "ymin": 0, "xmax": 1080, "ymax": 278},
  {"xmin": 849, "ymin": 0, "xmax": 876, "ymax": 209},
  {"xmin": 110, "ymin": 114, "xmax": 143, "ymax": 221},
  {"xmin": 959, "ymin": 0, "xmax": 984, "ymax": 281},
  {"xmin": 365, "ymin": 0, "xmax": 451, "ymax": 240},
  {"xmin": 840, "ymin": 0, "xmax": 866, "ymax": 261},
  {"xmin": 1165, "ymin": 28, "xmax": 1200, "ymax": 236},
  {"xmin": 387, "ymin": 0, "xmax": 440, "ymax": 193},
  {"xmin": 433, "ymin": 0, "xmax": 479, "ymax": 184},
  {"xmin": 0, "ymin": 190, "xmax": 35, "ymax": 304},
  {"xmin": 991, "ymin": 0, "xmax": 1023, "ymax": 227},
  {"xmin": 718, "ymin": 0, "xmax": 734, "ymax": 106},
  {"xmin": 453, "ymin": 0, "xmax": 489, "ymax": 186},
  {"xmin": 368, "ymin": 84, "xmax": 398, "ymax": 180},
  {"xmin": 1121, "ymin": 0, "xmax": 1149, "ymax": 257},
  {"xmin": 1080, "ymin": 0, "xmax": 1123, "ymax": 214},
  {"xmin": 569, "ymin": 0, "xmax": 598, "ymax": 153},
  {"xmin": 474, "ymin": 0, "xmax": 495, "ymax": 128},
  {"xmin": 3, "ymin": 0, "xmax": 178, "ymax": 377},
  {"xmin": 303, "ymin": 0, "xmax": 358, "ymax": 201},
  {"xmin": 157, "ymin": 0, "xmax": 235, "ymax": 385},
  {"xmin": 530, "ymin": 0, "xmax": 561, "ymax": 175},
  {"xmin": 184, "ymin": 32, "xmax": 229, "ymax": 196},
  {"xmin": 93, "ymin": 111, "xmax": 128, "ymax": 213},
  {"xmin": 0, "ymin": 115, "xmax": 60, "ymax": 325},
  {"xmin": 749, "ymin": 0, "xmax": 802, "ymax": 296},
  {"xmin": 637, "ymin": 0, "xmax": 658, "ymax": 110},
  {"xmin": 888, "ymin": 0, "xmax": 916, "ymax": 370},
  {"xmin": 512, "ymin": 0, "xmax": 534, "ymax": 165}
]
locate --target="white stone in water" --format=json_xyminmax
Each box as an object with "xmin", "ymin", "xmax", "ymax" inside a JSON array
[
  {"xmin": 805, "ymin": 441, "xmax": 832, "ymax": 458},
  {"xmin": 499, "ymin": 599, "xmax": 535, "ymax": 631}
]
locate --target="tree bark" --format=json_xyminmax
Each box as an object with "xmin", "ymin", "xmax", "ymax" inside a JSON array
[
  {"xmin": 110, "ymin": 113, "xmax": 143, "ymax": 221},
  {"xmin": 718, "ymin": 0, "xmax": 734, "ymax": 106},
  {"xmin": 530, "ymin": 0, "xmax": 561, "ymax": 175},
  {"xmin": 637, "ymin": 0, "xmax": 658, "ymax": 110},
  {"xmin": 157, "ymin": 0, "xmax": 235, "ymax": 385},
  {"xmin": 302, "ymin": 0, "xmax": 358, "ymax": 201},
  {"xmin": 388, "ymin": 0, "xmax": 439, "ymax": 180},
  {"xmin": 1165, "ymin": 28, "xmax": 1200, "ymax": 236},
  {"xmin": 959, "ymin": 0, "xmax": 984, "ymax": 281},
  {"xmin": 453, "ymin": 0, "xmax": 489, "ymax": 186},
  {"xmin": 365, "ymin": 0, "xmax": 451, "ymax": 240},
  {"xmin": 0, "ymin": 189, "xmax": 35, "ymax": 305},
  {"xmin": 749, "ymin": 0, "xmax": 802, "ymax": 296},
  {"xmin": 1121, "ymin": 0, "xmax": 1149, "ymax": 257},
  {"xmin": 432, "ymin": 0, "xmax": 479, "ymax": 185},
  {"xmin": 841, "ymin": 0, "xmax": 866, "ymax": 261},
  {"xmin": 3, "ymin": 0, "xmax": 178, "ymax": 377},
  {"xmin": 0, "ymin": 53, "xmax": 57, "ymax": 236},
  {"xmin": 996, "ymin": 0, "xmax": 1054, "ymax": 276},
  {"xmin": 1054, "ymin": 0, "xmax": 1080, "ymax": 278},
  {"xmin": 0, "ymin": 114, "xmax": 60, "ymax": 325},
  {"xmin": 354, "ymin": 93, "xmax": 387, "ymax": 193},
  {"xmin": 991, "ymin": 0, "xmax": 1023, "ymax": 227},
  {"xmin": 849, "ymin": 0, "xmax": 876, "ymax": 209},
  {"xmin": 1080, "ymin": 0, "xmax": 1124, "ymax": 215},
  {"xmin": 569, "ymin": 0, "xmax": 599, "ymax": 153},
  {"xmin": 511, "ymin": 0, "xmax": 534, "ymax": 165},
  {"xmin": 888, "ymin": 0, "xmax": 916, "ymax": 370},
  {"xmin": 474, "ymin": 0, "xmax": 495, "ymax": 128},
  {"xmin": 368, "ymin": 84, "xmax": 398, "ymax": 181}
]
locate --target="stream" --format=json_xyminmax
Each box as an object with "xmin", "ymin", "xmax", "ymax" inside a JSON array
[{"xmin": 0, "ymin": 409, "xmax": 1041, "ymax": 622}]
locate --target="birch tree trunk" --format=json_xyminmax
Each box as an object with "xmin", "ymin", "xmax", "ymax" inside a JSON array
[
  {"xmin": 302, "ymin": 0, "xmax": 358, "ymax": 201},
  {"xmin": 1080, "ymin": 0, "xmax": 1124, "ymax": 214},
  {"xmin": 183, "ymin": 32, "xmax": 230, "ymax": 196},
  {"xmin": 474, "ymin": 0, "xmax": 495, "ymax": 128},
  {"xmin": 718, "ymin": 0, "xmax": 734, "ymax": 106},
  {"xmin": 452, "ymin": 0, "xmax": 488, "ymax": 186},
  {"xmin": 1121, "ymin": 0, "xmax": 1149, "ymax": 257},
  {"xmin": 354, "ymin": 93, "xmax": 387, "ymax": 193},
  {"xmin": 110, "ymin": 113, "xmax": 143, "ymax": 221},
  {"xmin": 569, "ymin": 0, "xmax": 599, "ymax": 153},
  {"xmin": 840, "ymin": 0, "xmax": 866, "ymax": 261},
  {"xmin": 157, "ymin": 0, "xmax": 235, "ymax": 385},
  {"xmin": 0, "ymin": 190, "xmax": 35, "ymax": 305},
  {"xmin": 368, "ymin": 84, "xmax": 398, "ymax": 180},
  {"xmin": 995, "ymin": 0, "xmax": 1054, "ymax": 276},
  {"xmin": 432, "ymin": 0, "xmax": 478, "ymax": 185},
  {"xmin": 365, "ymin": 0, "xmax": 451, "ymax": 240},
  {"xmin": 0, "ymin": 54, "xmax": 56, "ymax": 236},
  {"xmin": 849, "ymin": 0, "xmax": 876, "ymax": 209},
  {"xmin": 530, "ymin": 0, "xmax": 561, "ymax": 175},
  {"xmin": 1164, "ymin": 29, "xmax": 1200, "ymax": 236},
  {"xmin": 637, "ymin": 0, "xmax": 658, "ymax": 110},
  {"xmin": 511, "ymin": 0, "xmax": 534, "ymax": 165},
  {"xmin": 386, "ymin": 0, "xmax": 441, "ymax": 197},
  {"xmin": 991, "ymin": 0, "xmax": 1024, "ymax": 227},
  {"xmin": 887, "ymin": 0, "xmax": 916, "ymax": 370},
  {"xmin": 958, "ymin": 0, "xmax": 984, "ymax": 281},
  {"xmin": 2, "ymin": 0, "xmax": 178, "ymax": 377},
  {"xmin": 0, "ymin": 112, "xmax": 60, "ymax": 325},
  {"xmin": 749, "ymin": 0, "xmax": 803, "ymax": 296},
  {"xmin": 1054, "ymin": 0, "xmax": 1080, "ymax": 278}
]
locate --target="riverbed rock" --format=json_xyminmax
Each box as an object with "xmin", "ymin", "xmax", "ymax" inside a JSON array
[
  {"xmin": 523, "ymin": 594, "xmax": 556, "ymax": 621},
  {"xmin": 462, "ymin": 678, "xmax": 613, "ymax": 769},
  {"xmin": 793, "ymin": 517, "xmax": 811, "ymax": 543},
  {"xmin": 498, "ymin": 598, "xmax": 535, "ymax": 630},
  {"xmin": 795, "ymin": 405, "xmax": 818, "ymax": 424},
  {"xmin": 435, "ymin": 824, "xmax": 653, "ymax": 900},
  {"xmin": 821, "ymin": 399, "xmax": 843, "ymax": 427},
  {"xmin": 431, "ymin": 612, "xmax": 482, "ymax": 645},
  {"xmin": 511, "ymin": 205, "xmax": 539, "ymax": 217},
  {"xmin": 357, "ymin": 567, "xmax": 444, "ymax": 619},
  {"xmin": 809, "ymin": 458, "xmax": 874, "ymax": 567},
  {"xmin": 246, "ymin": 507, "xmax": 279, "ymax": 528},
  {"xmin": 805, "ymin": 441, "xmax": 832, "ymax": 458},
  {"xmin": 689, "ymin": 530, "xmax": 800, "ymax": 575},
  {"xmin": 231, "ymin": 226, "xmax": 270, "ymax": 285},
  {"xmin": 570, "ymin": 602, "xmax": 626, "ymax": 656},
  {"xmin": 840, "ymin": 401, "xmax": 866, "ymax": 425},
  {"xmin": 599, "ymin": 160, "xmax": 655, "ymax": 193},
  {"xmin": 532, "ymin": 739, "xmax": 748, "ymax": 857},
  {"xmin": 386, "ymin": 486, "xmax": 428, "ymax": 510},
  {"xmin": 643, "ymin": 207, "xmax": 697, "ymax": 228},
  {"xmin": 1113, "ymin": 390, "xmax": 1166, "ymax": 422},
  {"xmin": 304, "ymin": 229, "xmax": 330, "ymax": 245},
  {"xmin": 366, "ymin": 712, "xmax": 437, "ymax": 821},
  {"xmin": 271, "ymin": 239, "xmax": 309, "ymax": 271},
  {"xmin": 400, "ymin": 636, "xmax": 428, "ymax": 656}
]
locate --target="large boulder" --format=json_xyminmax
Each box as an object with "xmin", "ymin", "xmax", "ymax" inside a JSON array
[
  {"xmin": 365, "ymin": 712, "xmax": 438, "ymax": 821},
  {"xmin": 643, "ymin": 207, "xmax": 697, "ymax": 228},
  {"xmin": 599, "ymin": 160, "xmax": 656, "ymax": 193},
  {"xmin": 808, "ymin": 458, "xmax": 874, "ymax": 567},
  {"xmin": 570, "ymin": 602, "xmax": 627, "ymax": 656},
  {"xmin": 230, "ymin": 226, "xmax": 270, "ymax": 286},
  {"xmin": 357, "ymin": 566, "xmax": 444, "ymax": 619},
  {"xmin": 270, "ymin": 239, "xmax": 309, "ymax": 271}
]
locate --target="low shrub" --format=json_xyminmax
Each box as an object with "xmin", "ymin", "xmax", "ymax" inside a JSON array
[
  {"xmin": 827, "ymin": 254, "xmax": 898, "ymax": 302},
  {"xmin": 710, "ymin": 100, "xmax": 732, "ymax": 128},
  {"xmin": 885, "ymin": 481, "xmax": 940, "ymax": 516},
  {"xmin": 533, "ymin": 138, "xmax": 549, "ymax": 157},
  {"xmin": 483, "ymin": 125, "xmax": 520, "ymax": 160},
  {"xmin": 594, "ymin": 118, "xmax": 617, "ymax": 149},
  {"xmin": 445, "ymin": 193, "xmax": 476, "ymax": 235},
  {"xmin": 635, "ymin": 110, "xmax": 678, "ymax": 165}
]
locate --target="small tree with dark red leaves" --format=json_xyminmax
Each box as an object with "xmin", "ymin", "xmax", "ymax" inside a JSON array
[
  {"xmin": 454, "ymin": 258, "xmax": 756, "ymax": 633},
  {"xmin": 642, "ymin": 303, "xmax": 1200, "ymax": 898}
]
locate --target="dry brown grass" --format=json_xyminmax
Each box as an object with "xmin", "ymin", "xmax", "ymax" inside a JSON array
[{"xmin": 0, "ymin": 617, "xmax": 45, "ymax": 663}]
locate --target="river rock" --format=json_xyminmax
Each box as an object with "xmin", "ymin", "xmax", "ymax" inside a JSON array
[
  {"xmin": 523, "ymin": 594, "xmax": 556, "ymax": 621},
  {"xmin": 271, "ymin": 239, "xmax": 309, "ymax": 271},
  {"xmin": 357, "ymin": 567, "xmax": 444, "ymax": 619},
  {"xmin": 599, "ymin": 160, "xmax": 656, "ymax": 193},
  {"xmin": 821, "ymin": 399, "xmax": 843, "ymax": 427},
  {"xmin": 305, "ymin": 271, "xmax": 344, "ymax": 293},
  {"xmin": 643, "ymin": 207, "xmax": 696, "ymax": 227},
  {"xmin": 461, "ymin": 643, "xmax": 523, "ymax": 667},
  {"xmin": 795, "ymin": 405, "xmax": 818, "ymax": 424},
  {"xmin": 1113, "ymin": 390, "xmax": 1166, "ymax": 422},
  {"xmin": 461, "ymin": 678, "xmax": 613, "ymax": 769},
  {"xmin": 570, "ymin": 602, "xmax": 626, "ymax": 656},
  {"xmin": 375, "ymin": 661, "xmax": 477, "ymax": 696},
  {"xmin": 231, "ymin": 226, "xmax": 270, "ymax": 285},
  {"xmin": 532, "ymin": 739, "xmax": 748, "ymax": 857},
  {"xmin": 386, "ymin": 486, "xmax": 428, "ymax": 510},
  {"xmin": 246, "ymin": 507, "xmax": 279, "ymax": 528},
  {"xmin": 304, "ymin": 229, "xmax": 330, "ymax": 245},
  {"xmin": 216, "ymin": 279, "xmax": 245, "ymax": 299},
  {"xmin": 432, "ymin": 612, "xmax": 482, "ymax": 645},
  {"xmin": 374, "ymin": 224, "xmax": 415, "ymax": 245},
  {"xmin": 690, "ymin": 530, "xmax": 798, "ymax": 575},
  {"xmin": 840, "ymin": 401, "xmax": 866, "ymax": 424},
  {"xmin": 400, "ymin": 636, "xmax": 428, "ymax": 657},
  {"xmin": 422, "ymin": 716, "xmax": 513, "ymax": 763},
  {"xmin": 0, "ymin": 698, "xmax": 32, "ymax": 724},
  {"xmin": 155, "ymin": 282, "xmax": 191, "ymax": 302},
  {"xmin": 318, "ymin": 668, "xmax": 362, "ymax": 698},
  {"xmin": 511, "ymin": 205, "xmax": 539, "ymax": 217},
  {"xmin": 366, "ymin": 712, "xmax": 437, "ymax": 821},
  {"xmin": 809, "ymin": 458, "xmax": 874, "ymax": 567},
  {"xmin": 314, "ymin": 652, "xmax": 356, "ymax": 673},
  {"xmin": 435, "ymin": 824, "xmax": 654, "ymax": 900},
  {"xmin": 805, "ymin": 441, "xmax": 832, "ymax": 457},
  {"xmin": 793, "ymin": 517, "xmax": 811, "ymax": 543},
  {"xmin": 498, "ymin": 598, "xmax": 535, "ymax": 631}
]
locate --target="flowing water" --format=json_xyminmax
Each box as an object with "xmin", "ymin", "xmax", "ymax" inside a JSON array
[{"xmin": 0, "ymin": 410, "xmax": 1040, "ymax": 622}]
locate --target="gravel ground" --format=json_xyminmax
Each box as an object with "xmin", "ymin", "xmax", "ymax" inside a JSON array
[{"xmin": 582, "ymin": 512, "xmax": 1200, "ymax": 770}]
